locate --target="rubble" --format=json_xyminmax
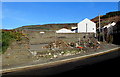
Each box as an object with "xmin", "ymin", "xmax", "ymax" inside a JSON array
[
  {"xmin": 53, "ymin": 55, "xmax": 57, "ymax": 58},
  {"xmin": 78, "ymin": 37, "xmax": 101, "ymax": 49},
  {"xmin": 28, "ymin": 50, "xmax": 37, "ymax": 56},
  {"xmin": 42, "ymin": 40, "xmax": 71, "ymax": 50},
  {"xmin": 42, "ymin": 37, "xmax": 101, "ymax": 51},
  {"xmin": 40, "ymin": 37, "xmax": 101, "ymax": 59}
]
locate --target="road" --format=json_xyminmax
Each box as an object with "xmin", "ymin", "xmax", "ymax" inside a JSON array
[
  {"xmin": 51, "ymin": 55, "xmax": 120, "ymax": 77},
  {"xmin": 2, "ymin": 47, "xmax": 120, "ymax": 77}
]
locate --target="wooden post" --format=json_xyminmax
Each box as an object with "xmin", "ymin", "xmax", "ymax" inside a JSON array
[
  {"xmin": 86, "ymin": 23, "xmax": 87, "ymax": 38},
  {"xmin": 86, "ymin": 23, "xmax": 87, "ymax": 33},
  {"xmin": 99, "ymin": 14, "xmax": 101, "ymax": 41}
]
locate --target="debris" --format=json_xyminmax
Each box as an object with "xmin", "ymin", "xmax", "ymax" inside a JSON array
[
  {"xmin": 50, "ymin": 58, "xmax": 53, "ymax": 60},
  {"xmin": 48, "ymin": 53, "xmax": 51, "ymax": 55},
  {"xmin": 77, "ymin": 46, "xmax": 83, "ymax": 50},
  {"xmin": 41, "ymin": 37, "xmax": 101, "ymax": 59},
  {"xmin": 42, "ymin": 40, "xmax": 71, "ymax": 50},
  {"xmin": 97, "ymin": 41, "xmax": 101, "ymax": 44},
  {"xmin": 28, "ymin": 50, "xmax": 37, "ymax": 56},
  {"xmin": 69, "ymin": 42, "xmax": 76, "ymax": 47},
  {"xmin": 97, "ymin": 46, "xmax": 101, "ymax": 49},
  {"xmin": 5, "ymin": 56, "xmax": 9, "ymax": 59},
  {"xmin": 77, "ymin": 46, "xmax": 83, "ymax": 49},
  {"xmin": 61, "ymin": 51, "xmax": 64, "ymax": 54},
  {"xmin": 64, "ymin": 53, "xmax": 71, "ymax": 56},
  {"xmin": 53, "ymin": 55, "xmax": 57, "ymax": 58},
  {"xmin": 79, "ymin": 37, "xmax": 101, "ymax": 49},
  {"xmin": 59, "ymin": 53, "xmax": 62, "ymax": 56}
]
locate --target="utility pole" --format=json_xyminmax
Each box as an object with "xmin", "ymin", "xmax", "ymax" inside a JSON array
[
  {"xmin": 99, "ymin": 14, "xmax": 101, "ymax": 41},
  {"xmin": 86, "ymin": 23, "xmax": 87, "ymax": 38},
  {"xmin": 86, "ymin": 23, "xmax": 87, "ymax": 33}
]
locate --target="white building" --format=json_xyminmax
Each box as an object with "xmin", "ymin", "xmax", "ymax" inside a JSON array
[
  {"xmin": 103, "ymin": 22, "xmax": 116, "ymax": 35},
  {"xmin": 40, "ymin": 32, "xmax": 45, "ymax": 34},
  {"xmin": 77, "ymin": 18, "xmax": 96, "ymax": 33},
  {"xmin": 103, "ymin": 22, "xmax": 116, "ymax": 28},
  {"xmin": 56, "ymin": 28, "xmax": 75, "ymax": 33},
  {"xmin": 71, "ymin": 27, "xmax": 77, "ymax": 29}
]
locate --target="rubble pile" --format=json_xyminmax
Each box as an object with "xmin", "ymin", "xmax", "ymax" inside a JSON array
[
  {"xmin": 79, "ymin": 37, "xmax": 101, "ymax": 49},
  {"xmin": 42, "ymin": 40, "xmax": 72, "ymax": 50},
  {"xmin": 43, "ymin": 37, "xmax": 101, "ymax": 51},
  {"xmin": 40, "ymin": 37, "xmax": 101, "ymax": 59}
]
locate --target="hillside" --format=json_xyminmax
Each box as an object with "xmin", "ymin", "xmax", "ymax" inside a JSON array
[
  {"xmin": 91, "ymin": 11, "xmax": 120, "ymax": 28},
  {"xmin": 16, "ymin": 11, "xmax": 120, "ymax": 30},
  {"xmin": 16, "ymin": 23, "xmax": 77, "ymax": 30}
]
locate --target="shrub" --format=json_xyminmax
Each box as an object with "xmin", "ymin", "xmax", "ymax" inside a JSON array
[{"xmin": 1, "ymin": 30, "xmax": 22, "ymax": 53}]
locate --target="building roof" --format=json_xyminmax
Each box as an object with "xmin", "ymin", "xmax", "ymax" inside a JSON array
[
  {"xmin": 78, "ymin": 18, "xmax": 96, "ymax": 25},
  {"xmin": 103, "ymin": 22, "xmax": 116, "ymax": 28}
]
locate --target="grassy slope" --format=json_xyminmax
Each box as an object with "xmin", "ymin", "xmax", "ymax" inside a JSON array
[{"xmin": 1, "ymin": 30, "xmax": 22, "ymax": 53}]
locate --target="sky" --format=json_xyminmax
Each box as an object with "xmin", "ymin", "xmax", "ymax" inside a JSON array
[
  {"xmin": 1, "ymin": 0, "xmax": 120, "ymax": 2},
  {"xmin": 2, "ymin": 2, "xmax": 119, "ymax": 29}
]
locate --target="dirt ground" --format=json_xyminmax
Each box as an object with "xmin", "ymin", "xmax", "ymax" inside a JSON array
[{"xmin": 1, "ymin": 30, "xmax": 119, "ymax": 69}]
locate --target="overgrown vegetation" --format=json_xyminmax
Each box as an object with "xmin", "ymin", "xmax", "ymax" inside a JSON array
[{"xmin": 1, "ymin": 30, "xmax": 22, "ymax": 53}]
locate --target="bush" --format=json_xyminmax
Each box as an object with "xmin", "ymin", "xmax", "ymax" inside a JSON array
[{"xmin": 1, "ymin": 30, "xmax": 22, "ymax": 53}]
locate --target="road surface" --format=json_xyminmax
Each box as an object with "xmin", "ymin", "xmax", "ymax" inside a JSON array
[{"xmin": 2, "ymin": 47, "xmax": 120, "ymax": 77}]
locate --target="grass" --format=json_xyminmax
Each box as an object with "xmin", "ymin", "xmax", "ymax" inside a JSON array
[{"xmin": 1, "ymin": 30, "xmax": 22, "ymax": 53}]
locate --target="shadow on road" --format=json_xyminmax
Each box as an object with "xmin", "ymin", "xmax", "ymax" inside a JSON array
[
  {"xmin": 2, "ymin": 56, "xmax": 120, "ymax": 77},
  {"xmin": 51, "ymin": 56, "xmax": 120, "ymax": 77}
]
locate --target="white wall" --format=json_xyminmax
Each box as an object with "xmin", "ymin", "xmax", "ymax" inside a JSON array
[{"xmin": 78, "ymin": 18, "xmax": 96, "ymax": 33}]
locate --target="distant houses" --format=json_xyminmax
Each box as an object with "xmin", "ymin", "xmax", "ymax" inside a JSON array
[
  {"xmin": 56, "ymin": 18, "xmax": 96, "ymax": 33},
  {"xmin": 56, "ymin": 28, "xmax": 75, "ymax": 33},
  {"xmin": 102, "ymin": 22, "xmax": 116, "ymax": 35},
  {"xmin": 103, "ymin": 22, "xmax": 116, "ymax": 28}
]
